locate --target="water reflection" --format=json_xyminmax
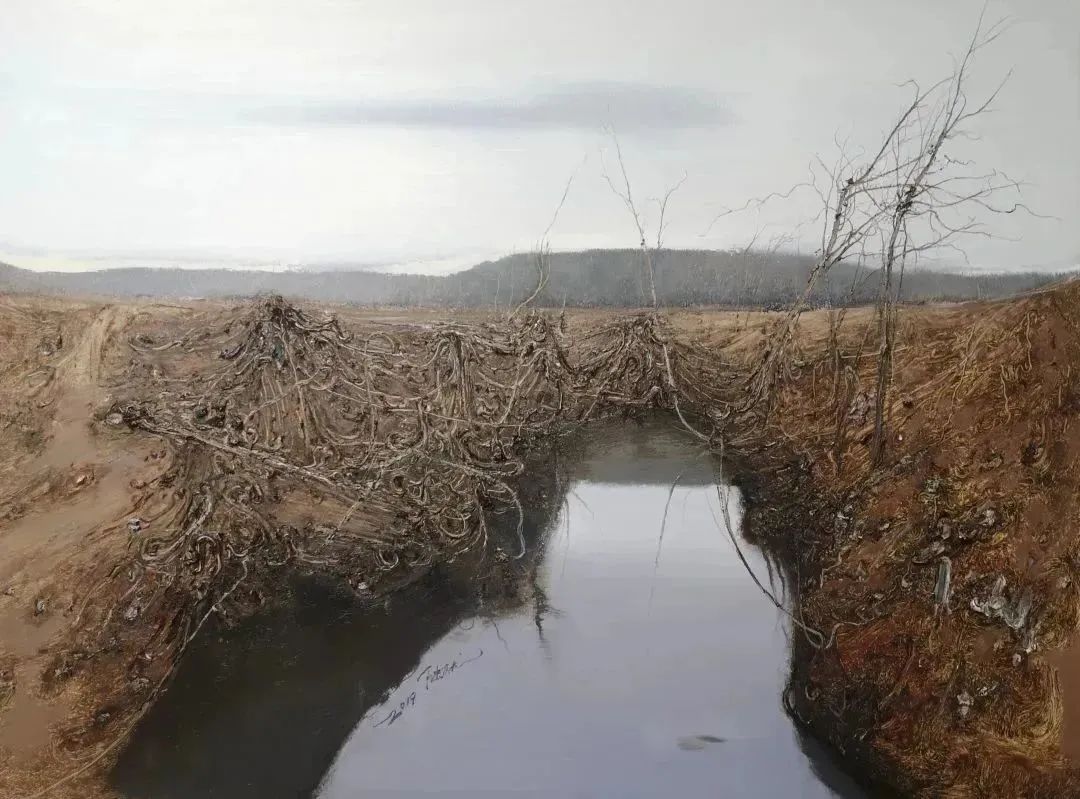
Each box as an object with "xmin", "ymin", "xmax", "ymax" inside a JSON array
[{"xmin": 111, "ymin": 419, "xmax": 864, "ymax": 798}]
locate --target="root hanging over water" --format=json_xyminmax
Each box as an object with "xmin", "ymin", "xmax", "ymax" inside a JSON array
[{"xmin": 67, "ymin": 298, "xmax": 742, "ymax": 702}]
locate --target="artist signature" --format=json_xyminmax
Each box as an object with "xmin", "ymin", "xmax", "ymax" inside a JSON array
[{"xmin": 372, "ymin": 649, "xmax": 483, "ymax": 728}]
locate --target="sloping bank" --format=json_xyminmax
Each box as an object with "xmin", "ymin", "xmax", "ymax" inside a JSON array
[
  {"xmin": 725, "ymin": 281, "xmax": 1080, "ymax": 796},
  {"xmin": 3, "ymin": 284, "xmax": 1079, "ymax": 797}
]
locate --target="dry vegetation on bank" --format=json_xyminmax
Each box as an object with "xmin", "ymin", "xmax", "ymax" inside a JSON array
[
  {"xmin": 755, "ymin": 280, "xmax": 1080, "ymax": 797},
  {"xmin": 1, "ymin": 293, "xmax": 742, "ymax": 798},
  {"xmin": 0, "ymin": 279, "xmax": 1078, "ymax": 797}
]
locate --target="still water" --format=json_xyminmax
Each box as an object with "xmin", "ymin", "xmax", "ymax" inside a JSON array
[{"xmin": 112, "ymin": 420, "xmax": 864, "ymax": 798}]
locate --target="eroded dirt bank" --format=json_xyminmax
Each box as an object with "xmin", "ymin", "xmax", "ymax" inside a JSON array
[
  {"xmin": 746, "ymin": 281, "xmax": 1080, "ymax": 797},
  {"xmin": 1, "ymin": 284, "xmax": 1079, "ymax": 797}
]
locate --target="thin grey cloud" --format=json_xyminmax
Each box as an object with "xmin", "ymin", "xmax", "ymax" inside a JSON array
[{"xmin": 248, "ymin": 82, "xmax": 735, "ymax": 131}]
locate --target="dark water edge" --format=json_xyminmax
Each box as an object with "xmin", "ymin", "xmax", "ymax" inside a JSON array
[{"xmin": 111, "ymin": 418, "xmax": 867, "ymax": 798}]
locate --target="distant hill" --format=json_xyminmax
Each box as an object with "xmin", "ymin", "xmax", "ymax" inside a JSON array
[{"xmin": 0, "ymin": 251, "xmax": 1068, "ymax": 308}]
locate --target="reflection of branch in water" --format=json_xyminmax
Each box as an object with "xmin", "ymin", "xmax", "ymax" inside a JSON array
[
  {"xmin": 711, "ymin": 471, "xmax": 825, "ymax": 650},
  {"xmin": 655, "ymin": 469, "xmax": 687, "ymax": 569},
  {"xmin": 647, "ymin": 467, "xmax": 688, "ymax": 616},
  {"xmin": 647, "ymin": 445, "xmax": 713, "ymax": 614},
  {"xmin": 761, "ymin": 549, "xmax": 787, "ymax": 607},
  {"xmin": 761, "ymin": 548, "xmax": 777, "ymax": 600},
  {"xmin": 529, "ymin": 567, "xmax": 562, "ymax": 662},
  {"xmin": 569, "ymin": 488, "xmax": 594, "ymax": 517},
  {"xmin": 530, "ymin": 566, "xmax": 549, "ymax": 644},
  {"xmin": 487, "ymin": 616, "xmax": 511, "ymax": 653},
  {"xmin": 560, "ymin": 497, "xmax": 571, "ymax": 582},
  {"xmin": 680, "ymin": 482, "xmax": 694, "ymax": 525}
]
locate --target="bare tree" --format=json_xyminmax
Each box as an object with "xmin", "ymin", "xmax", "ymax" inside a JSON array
[
  {"xmin": 867, "ymin": 11, "xmax": 1024, "ymax": 464},
  {"xmin": 600, "ymin": 128, "xmax": 709, "ymax": 441},
  {"xmin": 600, "ymin": 129, "xmax": 664, "ymax": 310},
  {"xmin": 739, "ymin": 10, "xmax": 1033, "ymax": 452},
  {"xmin": 741, "ymin": 121, "xmax": 925, "ymax": 409}
]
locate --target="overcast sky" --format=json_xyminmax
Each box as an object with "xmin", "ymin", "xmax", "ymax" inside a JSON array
[{"xmin": 1, "ymin": 0, "xmax": 1076, "ymax": 273}]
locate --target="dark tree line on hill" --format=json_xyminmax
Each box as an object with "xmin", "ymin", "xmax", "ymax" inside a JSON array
[{"xmin": 0, "ymin": 250, "xmax": 1068, "ymax": 308}]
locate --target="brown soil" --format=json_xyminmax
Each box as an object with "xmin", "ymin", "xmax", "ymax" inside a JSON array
[
  {"xmin": 0, "ymin": 284, "xmax": 1079, "ymax": 797},
  {"xmin": 752, "ymin": 281, "xmax": 1080, "ymax": 797}
]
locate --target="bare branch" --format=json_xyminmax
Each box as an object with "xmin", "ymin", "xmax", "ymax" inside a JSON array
[{"xmin": 510, "ymin": 160, "xmax": 583, "ymax": 319}]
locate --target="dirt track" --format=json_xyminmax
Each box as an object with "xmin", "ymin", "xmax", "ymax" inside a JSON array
[{"xmin": 0, "ymin": 301, "xmax": 170, "ymax": 797}]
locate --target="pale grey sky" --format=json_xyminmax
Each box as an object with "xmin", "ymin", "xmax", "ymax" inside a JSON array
[{"xmin": 0, "ymin": 0, "xmax": 1076, "ymax": 272}]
